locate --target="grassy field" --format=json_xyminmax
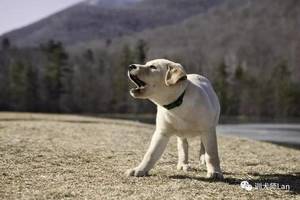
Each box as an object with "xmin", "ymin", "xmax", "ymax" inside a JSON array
[{"xmin": 0, "ymin": 113, "xmax": 299, "ymax": 199}]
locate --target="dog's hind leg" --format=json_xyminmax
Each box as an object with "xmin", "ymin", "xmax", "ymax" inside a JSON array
[
  {"xmin": 199, "ymin": 140, "xmax": 206, "ymax": 165},
  {"xmin": 201, "ymin": 128, "xmax": 223, "ymax": 180}
]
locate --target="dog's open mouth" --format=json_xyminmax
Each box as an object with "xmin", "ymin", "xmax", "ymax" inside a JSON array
[{"xmin": 128, "ymin": 73, "xmax": 147, "ymax": 93}]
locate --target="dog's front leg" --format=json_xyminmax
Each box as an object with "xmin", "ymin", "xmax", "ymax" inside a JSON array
[
  {"xmin": 177, "ymin": 137, "xmax": 191, "ymax": 171},
  {"xmin": 126, "ymin": 130, "xmax": 170, "ymax": 177}
]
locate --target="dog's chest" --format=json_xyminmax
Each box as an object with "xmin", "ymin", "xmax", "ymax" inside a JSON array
[{"xmin": 163, "ymin": 111, "xmax": 208, "ymax": 134}]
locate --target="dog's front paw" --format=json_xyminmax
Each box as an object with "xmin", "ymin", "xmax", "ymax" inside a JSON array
[
  {"xmin": 126, "ymin": 168, "xmax": 148, "ymax": 177},
  {"xmin": 206, "ymin": 171, "xmax": 224, "ymax": 180},
  {"xmin": 177, "ymin": 163, "xmax": 191, "ymax": 172},
  {"xmin": 200, "ymin": 154, "xmax": 206, "ymax": 165}
]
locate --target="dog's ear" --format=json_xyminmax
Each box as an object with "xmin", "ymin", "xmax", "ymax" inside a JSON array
[{"xmin": 165, "ymin": 63, "xmax": 187, "ymax": 86}]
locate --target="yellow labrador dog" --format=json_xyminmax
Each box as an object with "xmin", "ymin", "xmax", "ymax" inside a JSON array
[{"xmin": 126, "ymin": 59, "xmax": 223, "ymax": 179}]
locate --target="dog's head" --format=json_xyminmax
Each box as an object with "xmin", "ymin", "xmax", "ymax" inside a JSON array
[{"xmin": 128, "ymin": 59, "xmax": 187, "ymax": 99}]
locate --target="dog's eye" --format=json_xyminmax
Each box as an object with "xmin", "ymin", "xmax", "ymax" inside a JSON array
[{"xmin": 149, "ymin": 65, "xmax": 157, "ymax": 70}]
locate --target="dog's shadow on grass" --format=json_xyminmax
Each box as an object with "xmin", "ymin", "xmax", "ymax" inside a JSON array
[{"xmin": 168, "ymin": 171, "xmax": 300, "ymax": 194}]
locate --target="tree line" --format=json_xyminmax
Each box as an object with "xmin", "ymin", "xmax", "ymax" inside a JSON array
[
  {"xmin": 214, "ymin": 60, "xmax": 300, "ymax": 118},
  {"xmin": 0, "ymin": 38, "xmax": 299, "ymax": 118}
]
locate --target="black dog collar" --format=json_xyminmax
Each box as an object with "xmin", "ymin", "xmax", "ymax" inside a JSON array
[{"xmin": 163, "ymin": 90, "xmax": 186, "ymax": 110}]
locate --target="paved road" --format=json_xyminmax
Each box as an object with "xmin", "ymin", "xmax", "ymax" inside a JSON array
[{"xmin": 217, "ymin": 124, "xmax": 300, "ymax": 146}]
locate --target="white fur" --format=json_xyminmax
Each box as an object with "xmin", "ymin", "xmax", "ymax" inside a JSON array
[{"xmin": 126, "ymin": 59, "xmax": 223, "ymax": 179}]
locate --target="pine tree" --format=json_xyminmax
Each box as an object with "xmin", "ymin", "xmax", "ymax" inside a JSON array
[
  {"xmin": 229, "ymin": 64, "xmax": 245, "ymax": 115},
  {"xmin": 41, "ymin": 40, "xmax": 71, "ymax": 112},
  {"xmin": 0, "ymin": 41, "xmax": 10, "ymax": 109},
  {"xmin": 25, "ymin": 63, "xmax": 38, "ymax": 112},
  {"xmin": 1, "ymin": 38, "xmax": 10, "ymax": 50},
  {"xmin": 9, "ymin": 61, "xmax": 27, "ymax": 110},
  {"xmin": 135, "ymin": 39, "xmax": 147, "ymax": 63},
  {"xmin": 83, "ymin": 48, "xmax": 94, "ymax": 63},
  {"xmin": 214, "ymin": 61, "xmax": 229, "ymax": 115},
  {"xmin": 271, "ymin": 61, "xmax": 292, "ymax": 117},
  {"xmin": 112, "ymin": 44, "xmax": 135, "ymax": 112}
]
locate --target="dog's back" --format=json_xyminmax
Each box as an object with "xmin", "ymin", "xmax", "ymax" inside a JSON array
[{"xmin": 187, "ymin": 74, "xmax": 220, "ymax": 125}]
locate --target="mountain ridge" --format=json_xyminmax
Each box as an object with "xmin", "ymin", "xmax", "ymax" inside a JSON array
[{"xmin": 1, "ymin": 0, "xmax": 224, "ymax": 47}]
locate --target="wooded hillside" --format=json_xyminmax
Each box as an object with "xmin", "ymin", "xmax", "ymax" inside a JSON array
[{"xmin": 0, "ymin": 0, "xmax": 299, "ymax": 118}]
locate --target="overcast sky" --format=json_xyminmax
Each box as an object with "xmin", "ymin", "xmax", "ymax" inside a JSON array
[{"xmin": 0, "ymin": 0, "xmax": 83, "ymax": 35}]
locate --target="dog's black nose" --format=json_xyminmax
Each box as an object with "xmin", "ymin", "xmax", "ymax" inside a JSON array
[{"xmin": 128, "ymin": 64, "xmax": 137, "ymax": 71}]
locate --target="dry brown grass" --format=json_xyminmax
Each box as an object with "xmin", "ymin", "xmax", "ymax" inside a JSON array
[{"xmin": 0, "ymin": 112, "xmax": 299, "ymax": 199}]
